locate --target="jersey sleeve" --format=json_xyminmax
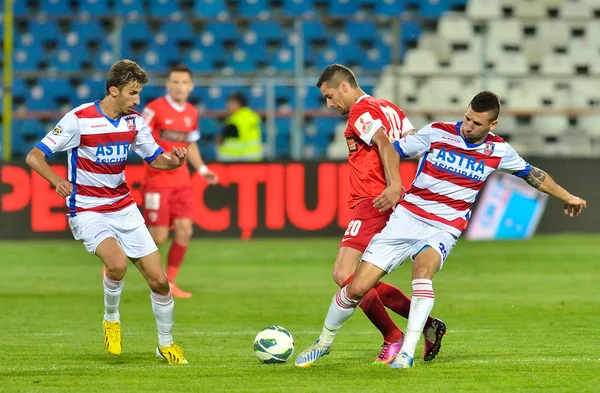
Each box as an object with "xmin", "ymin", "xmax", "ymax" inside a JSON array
[
  {"xmin": 187, "ymin": 116, "xmax": 200, "ymax": 143},
  {"xmin": 132, "ymin": 117, "xmax": 164, "ymax": 164},
  {"xmin": 393, "ymin": 123, "xmax": 435, "ymax": 158},
  {"xmin": 36, "ymin": 112, "xmax": 81, "ymax": 157},
  {"xmin": 348, "ymin": 107, "xmax": 385, "ymax": 146},
  {"xmin": 141, "ymin": 104, "xmax": 158, "ymax": 132},
  {"xmin": 497, "ymin": 142, "xmax": 531, "ymax": 178},
  {"xmin": 402, "ymin": 116, "xmax": 415, "ymax": 132}
]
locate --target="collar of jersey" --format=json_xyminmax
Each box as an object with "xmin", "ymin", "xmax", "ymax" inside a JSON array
[
  {"xmin": 94, "ymin": 100, "xmax": 123, "ymax": 128},
  {"xmin": 455, "ymin": 121, "xmax": 490, "ymax": 148}
]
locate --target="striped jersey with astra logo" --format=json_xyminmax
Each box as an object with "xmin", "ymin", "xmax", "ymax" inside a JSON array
[
  {"xmin": 36, "ymin": 100, "xmax": 164, "ymax": 216},
  {"xmin": 393, "ymin": 121, "xmax": 531, "ymax": 237}
]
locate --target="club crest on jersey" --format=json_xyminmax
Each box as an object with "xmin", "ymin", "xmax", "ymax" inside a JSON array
[
  {"xmin": 184, "ymin": 116, "xmax": 192, "ymax": 128},
  {"xmin": 125, "ymin": 116, "xmax": 136, "ymax": 131},
  {"xmin": 52, "ymin": 125, "xmax": 62, "ymax": 135},
  {"xmin": 484, "ymin": 142, "xmax": 495, "ymax": 156}
]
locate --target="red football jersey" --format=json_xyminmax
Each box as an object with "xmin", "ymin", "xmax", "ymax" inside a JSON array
[
  {"xmin": 142, "ymin": 95, "xmax": 200, "ymax": 187},
  {"xmin": 345, "ymin": 95, "xmax": 414, "ymax": 208}
]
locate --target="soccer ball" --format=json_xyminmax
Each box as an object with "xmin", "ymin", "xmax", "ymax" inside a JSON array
[{"xmin": 253, "ymin": 325, "xmax": 295, "ymax": 364}]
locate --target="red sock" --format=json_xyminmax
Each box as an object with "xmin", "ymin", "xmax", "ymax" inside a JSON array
[
  {"xmin": 375, "ymin": 281, "xmax": 433, "ymax": 326},
  {"xmin": 341, "ymin": 274, "xmax": 403, "ymax": 343},
  {"xmin": 166, "ymin": 241, "xmax": 187, "ymax": 283}
]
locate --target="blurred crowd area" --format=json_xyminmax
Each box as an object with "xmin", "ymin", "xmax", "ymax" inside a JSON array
[{"xmin": 2, "ymin": 0, "xmax": 600, "ymax": 161}]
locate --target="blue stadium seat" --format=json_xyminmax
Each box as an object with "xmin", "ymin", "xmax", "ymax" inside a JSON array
[
  {"xmin": 401, "ymin": 21, "xmax": 422, "ymax": 46},
  {"xmin": 48, "ymin": 46, "xmax": 87, "ymax": 72},
  {"xmin": 12, "ymin": 120, "xmax": 46, "ymax": 157},
  {"xmin": 39, "ymin": 0, "xmax": 72, "ymax": 15},
  {"xmin": 237, "ymin": 0, "xmax": 270, "ymax": 17},
  {"xmin": 28, "ymin": 20, "xmax": 60, "ymax": 44},
  {"xmin": 160, "ymin": 21, "xmax": 194, "ymax": 41},
  {"xmin": 328, "ymin": 0, "xmax": 359, "ymax": 17},
  {"xmin": 275, "ymin": 86, "xmax": 295, "ymax": 107},
  {"xmin": 226, "ymin": 49, "xmax": 257, "ymax": 72},
  {"xmin": 89, "ymin": 41, "xmax": 116, "ymax": 70},
  {"xmin": 304, "ymin": 87, "xmax": 325, "ymax": 109},
  {"xmin": 114, "ymin": 0, "xmax": 144, "ymax": 17},
  {"xmin": 302, "ymin": 21, "xmax": 327, "ymax": 41},
  {"xmin": 69, "ymin": 20, "xmax": 103, "ymax": 44},
  {"xmin": 249, "ymin": 21, "xmax": 284, "ymax": 42},
  {"xmin": 122, "ymin": 21, "xmax": 152, "ymax": 43},
  {"xmin": 204, "ymin": 22, "xmax": 240, "ymax": 42},
  {"xmin": 373, "ymin": 0, "xmax": 405, "ymax": 15},
  {"xmin": 39, "ymin": 78, "xmax": 72, "ymax": 102},
  {"xmin": 198, "ymin": 118, "xmax": 221, "ymax": 136},
  {"xmin": 149, "ymin": 0, "xmax": 182, "ymax": 17},
  {"xmin": 345, "ymin": 21, "xmax": 379, "ymax": 42},
  {"xmin": 79, "ymin": 0, "xmax": 111, "ymax": 16},
  {"xmin": 313, "ymin": 118, "xmax": 340, "ymax": 138},
  {"xmin": 419, "ymin": 0, "xmax": 451, "ymax": 17},
  {"xmin": 193, "ymin": 0, "xmax": 229, "ymax": 18},
  {"xmin": 184, "ymin": 48, "xmax": 219, "ymax": 73},
  {"xmin": 77, "ymin": 77, "xmax": 105, "ymax": 104},
  {"xmin": 282, "ymin": 0, "xmax": 315, "ymax": 16},
  {"xmin": 13, "ymin": 0, "xmax": 29, "ymax": 16},
  {"xmin": 248, "ymin": 86, "xmax": 266, "ymax": 110},
  {"xmin": 271, "ymin": 46, "xmax": 295, "ymax": 72},
  {"xmin": 13, "ymin": 41, "xmax": 43, "ymax": 71}
]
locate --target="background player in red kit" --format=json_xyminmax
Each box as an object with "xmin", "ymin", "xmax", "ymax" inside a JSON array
[
  {"xmin": 141, "ymin": 64, "xmax": 218, "ymax": 298},
  {"xmin": 303, "ymin": 64, "xmax": 446, "ymax": 365}
]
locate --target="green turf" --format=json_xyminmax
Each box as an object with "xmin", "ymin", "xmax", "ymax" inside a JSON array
[{"xmin": 1, "ymin": 235, "xmax": 600, "ymax": 392}]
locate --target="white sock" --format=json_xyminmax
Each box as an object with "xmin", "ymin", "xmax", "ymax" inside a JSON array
[
  {"xmin": 319, "ymin": 286, "xmax": 359, "ymax": 345},
  {"xmin": 103, "ymin": 274, "xmax": 123, "ymax": 323},
  {"xmin": 402, "ymin": 279, "xmax": 435, "ymax": 358},
  {"xmin": 151, "ymin": 291, "xmax": 174, "ymax": 347}
]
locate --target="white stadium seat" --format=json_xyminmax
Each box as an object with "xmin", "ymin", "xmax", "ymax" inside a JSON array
[
  {"xmin": 467, "ymin": 0, "xmax": 503, "ymax": 20},
  {"xmin": 437, "ymin": 15, "xmax": 473, "ymax": 45}
]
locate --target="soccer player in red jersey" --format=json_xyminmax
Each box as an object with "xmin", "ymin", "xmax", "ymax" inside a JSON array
[
  {"xmin": 301, "ymin": 64, "xmax": 446, "ymax": 365},
  {"xmin": 141, "ymin": 64, "xmax": 218, "ymax": 298}
]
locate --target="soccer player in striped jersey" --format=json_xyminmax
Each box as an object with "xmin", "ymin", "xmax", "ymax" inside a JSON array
[
  {"xmin": 296, "ymin": 64, "xmax": 446, "ymax": 367},
  {"xmin": 26, "ymin": 59, "xmax": 189, "ymax": 365},
  {"xmin": 295, "ymin": 91, "xmax": 587, "ymax": 368}
]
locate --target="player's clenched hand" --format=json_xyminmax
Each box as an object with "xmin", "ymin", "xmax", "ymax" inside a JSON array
[
  {"xmin": 564, "ymin": 195, "xmax": 586, "ymax": 217},
  {"xmin": 54, "ymin": 179, "xmax": 73, "ymax": 198},
  {"xmin": 373, "ymin": 184, "xmax": 402, "ymax": 212},
  {"xmin": 170, "ymin": 147, "xmax": 188, "ymax": 167}
]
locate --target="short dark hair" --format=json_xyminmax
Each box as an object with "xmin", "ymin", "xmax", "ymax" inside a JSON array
[
  {"xmin": 316, "ymin": 64, "xmax": 359, "ymax": 89},
  {"xmin": 168, "ymin": 64, "xmax": 193, "ymax": 78},
  {"xmin": 228, "ymin": 92, "xmax": 247, "ymax": 107},
  {"xmin": 469, "ymin": 91, "xmax": 500, "ymax": 122},
  {"xmin": 105, "ymin": 59, "xmax": 148, "ymax": 94}
]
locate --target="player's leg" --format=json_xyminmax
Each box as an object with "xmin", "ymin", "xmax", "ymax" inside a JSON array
[
  {"xmin": 295, "ymin": 262, "xmax": 386, "ymax": 368},
  {"xmin": 70, "ymin": 213, "xmax": 126, "ymax": 355},
  {"xmin": 116, "ymin": 207, "xmax": 187, "ymax": 365},
  {"xmin": 390, "ymin": 230, "xmax": 456, "ymax": 369},
  {"xmin": 166, "ymin": 187, "xmax": 195, "ymax": 298},
  {"xmin": 334, "ymin": 247, "xmax": 403, "ymax": 365}
]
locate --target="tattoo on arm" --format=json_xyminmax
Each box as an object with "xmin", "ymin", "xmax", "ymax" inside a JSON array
[{"xmin": 524, "ymin": 166, "xmax": 547, "ymax": 188}]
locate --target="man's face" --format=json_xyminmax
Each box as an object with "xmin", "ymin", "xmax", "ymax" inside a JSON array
[
  {"xmin": 115, "ymin": 81, "xmax": 142, "ymax": 115},
  {"xmin": 320, "ymin": 81, "xmax": 351, "ymax": 115},
  {"xmin": 460, "ymin": 106, "xmax": 497, "ymax": 144},
  {"xmin": 166, "ymin": 71, "xmax": 193, "ymax": 103},
  {"xmin": 226, "ymin": 99, "xmax": 241, "ymax": 115}
]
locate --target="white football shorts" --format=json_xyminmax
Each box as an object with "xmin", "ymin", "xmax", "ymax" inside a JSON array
[
  {"xmin": 362, "ymin": 207, "xmax": 457, "ymax": 273},
  {"xmin": 68, "ymin": 203, "xmax": 158, "ymax": 258}
]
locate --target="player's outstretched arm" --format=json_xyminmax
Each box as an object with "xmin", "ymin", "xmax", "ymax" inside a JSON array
[
  {"xmin": 523, "ymin": 166, "xmax": 587, "ymax": 217},
  {"xmin": 150, "ymin": 147, "xmax": 188, "ymax": 170},
  {"xmin": 372, "ymin": 128, "xmax": 403, "ymax": 212},
  {"xmin": 26, "ymin": 148, "xmax": 73, "ymax": 198}
]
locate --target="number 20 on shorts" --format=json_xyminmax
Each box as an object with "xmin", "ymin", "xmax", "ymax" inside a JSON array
[{"xmin": 344, "ymin": 220, "xmax": 362, "ymax": 237}]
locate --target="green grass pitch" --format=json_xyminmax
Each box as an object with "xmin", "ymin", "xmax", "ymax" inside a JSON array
[{"xmin": 1, "ymin": 235, "xmax": 600, "ymax": 392}]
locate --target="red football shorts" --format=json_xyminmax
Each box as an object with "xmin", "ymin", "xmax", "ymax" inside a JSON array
[
  {"xmin": 340, "ymin": 199, "xmax": 393, "ymax": 252},
  {"xmin": 141, "ymin": 185, "xmax": 195, "ymax": 227}
]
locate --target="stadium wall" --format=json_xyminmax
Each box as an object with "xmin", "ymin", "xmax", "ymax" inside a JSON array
[{"xmin": 0, "ymin": 160, "xmax": 596, "ymax": 239}]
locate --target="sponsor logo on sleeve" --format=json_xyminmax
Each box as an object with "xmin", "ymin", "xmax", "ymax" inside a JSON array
[
  {"xmin": 354, "ymin": 112, "xmax": 377, "ymax": 137},
  {"xmin": 52, "ymin": 125, "xmax": 62, "ymax": 135}
]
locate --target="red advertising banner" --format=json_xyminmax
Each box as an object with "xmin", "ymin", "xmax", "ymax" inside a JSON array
[{"xmin": 0, "ymin": 162, "xmax": 418, "ymax": 239}]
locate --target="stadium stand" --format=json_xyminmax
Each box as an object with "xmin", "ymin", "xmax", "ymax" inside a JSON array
[{"xmin": 2, "ymin": 0, "xmax": 600, "ymax": 160}]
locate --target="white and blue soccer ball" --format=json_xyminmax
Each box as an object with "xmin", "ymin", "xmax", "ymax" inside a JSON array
[{"xmin": 253, "ymin": 325, "xmax": 295, "ymax": 364}]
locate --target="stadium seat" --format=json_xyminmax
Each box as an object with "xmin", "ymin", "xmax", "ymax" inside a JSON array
[
  {"xmin": 27, "ymin": 20, "xmax": 60, "ymax": 44},
  {"xmin": 114, "ymin": 0, "xmax": 144, "ymax": 17},
  {"xmin": 249, "ymin": 21, "xmax": 284, "ymax": 42},
  {"xmin": 160, "ymin": 21, "xmax": 194, "ymax": 42},
  {"xmin": 122, "ymin": 21, "xmax": 152, "ymax": 44},
  {"xmin": 373, "ymin": 0, "xmax": 405, "ymax": 16},
  {"xmin": 237, "ymin": 0, "xmax": 270, "ymax": 18},
  {"xmin": 193, "ymin": 0, "xmax": 229, "ymax": 18},
  {"xmin": 78, "ymin": 0, "xmax": 111, "ymax": 16},
  {"xmin": 578, "ymin": 115, "xmax": 600, "ymax": 137},
  {"xmin": 466, "ymin": 0, "xmax": 502, "ymax": 20},
  {"xmin": 13, "ymin": 0, "xmax": 29, "ymax": 16},
  {"xmin": 302, "ymin": 21, "xmax": 327, "ymax": 42},
  {"xmin": 68, "ymin": 20, "xmax": 103, "ymax": 45},
  {"xmin": 531, "ymin": 115, "xmax": 569, "ymax": 137},
  {"xmin": 491, "ymin": 52, "xmax": 529, "ymax": 76},
  {"xmin": 487, "ymin": 19, "xmax": 523, "ymax": 46},
  {"xmin": 536, "ymin": 20, "xmax": 570, "ymax": 48},
  {"xmin": 39, "ymin": 0, "xmax": 72, "ymax": 15},
  {"xmin": 149, "ymin": 0, "xmax": 183, "ymax": 17},
  {"xmin": 48, "ymin": 46, "xmax": 87, "ymax": 72},
  {"xmin": 401, "ymin": 49, "xmax": 439, "ymax": 75},
  {"xmin": 419, "ymin": 0, "xmax": 452, "ymax": 18},
  {"xmin": 513, "ymin": 0, "xmax": 546, "ymax": 18},
  {"xmin": 560, "ymin": 0, "xmax": 593, "ymax": 18},
  {"xmin": 437, "ymin": 15, "xmax": 473, "ymax": 45},
  {"xmin": 327, "ymin": 0, "xmax": 360, "ymax": 17},
  {"xmin": 401, "ymin": 21, "xmax": 423, "ymax": 46},
  {"xmin": 505, "ymin": 86, "xmax": 543, "ymax": 110},
  {"xmin": 281, "ymin": 0, "xmax": 315, "ymax": 16},
  {"xmin": 198, "ymin": 118, "xmax": 221, "ymax": 136},
  {"xmin": 539, "ymin": 54, "xmax": 573, "ymax": 76}
]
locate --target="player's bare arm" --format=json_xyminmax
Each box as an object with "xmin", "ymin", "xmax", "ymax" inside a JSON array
[
  {"xmin": 187, "ymin": 142, "xmax": 219, "ymax": 184},
  {"xmin": 523, "ymin": 166, "xmax": 587, "ymax": 217},
  {"xmin": 372, "ymin": 128, "xmax": 402, "ymax": 212},
  {"xmin": 26, "ymin": 147, "xmax": 73, "ymax": 197},
  {"xmin": 150, "ymin": 147, "xmax": 188, "ymax": 170}
]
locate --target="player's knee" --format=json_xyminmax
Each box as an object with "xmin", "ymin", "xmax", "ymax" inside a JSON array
[
  {"xmin": 412, "ymin": 261, "xmax": 437, "ymax": 280},
  {"xmin": 346, "ymin": 280, "xmax": 368, "ymax": 300},
  {"xmin": 332, "ymin": 269, "xmax": 350, "ymax": 287},
  {"xmin": 147, "ymin": 271, "xmax": 170, "ymax": 294},
  {"xmin": 105, "ymin": 260, "xmax": 127, "ymax": 280},
  {"xmin": 152, "ymin": 232, "xmax": 168, "ymax": 245}
]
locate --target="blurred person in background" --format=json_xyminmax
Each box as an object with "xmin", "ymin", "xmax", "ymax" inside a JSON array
[
  {"xmin": 216, "ymin": 92, "xmax": 263, "ymax": 162},
  {"xmin": 295, "ymin": 64, "xmax": 447, "ymax": 367},
  {"xmin": 141, "ymin": 64, "xmax": 219, "ymax": 299}
]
